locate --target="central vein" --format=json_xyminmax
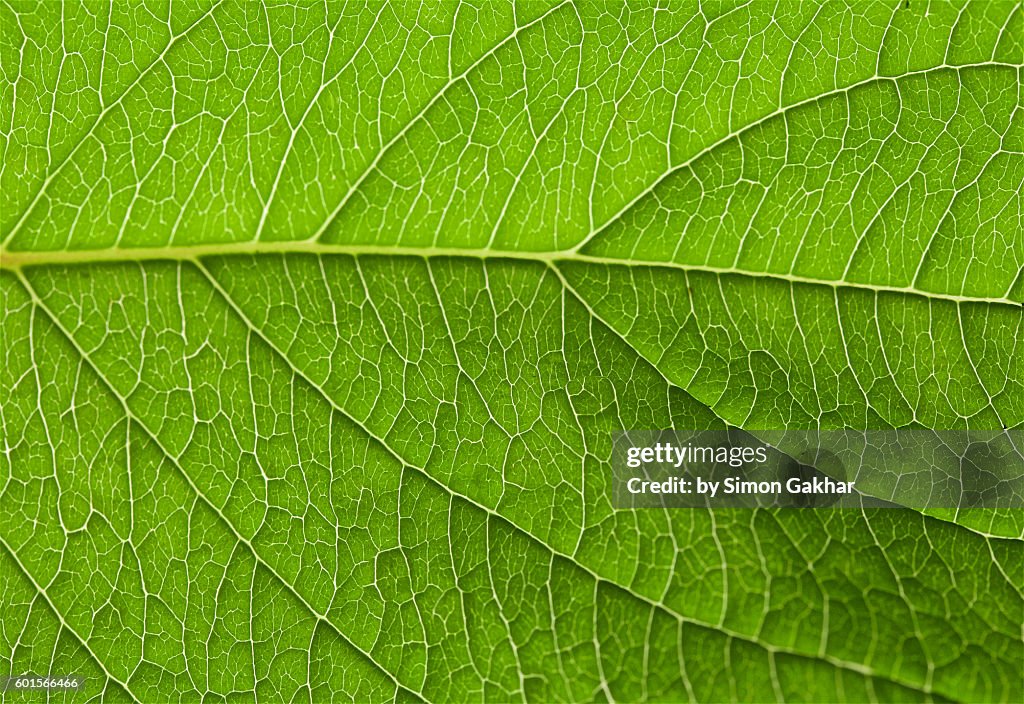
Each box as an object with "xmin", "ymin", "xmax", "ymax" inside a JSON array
[{"xmin": 0, "ymin": 242, "xmax": 1019, "ymax": 308}]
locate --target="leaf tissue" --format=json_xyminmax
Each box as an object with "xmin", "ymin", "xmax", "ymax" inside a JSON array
[{"xmin": 1, "ymin": 1, "xmax": 1022, "ymax": 702}]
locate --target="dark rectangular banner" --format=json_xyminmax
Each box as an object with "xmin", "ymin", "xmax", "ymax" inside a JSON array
[{"xmin": 613, "ymin": 429, "xmax": 1024, "ymax": 509}]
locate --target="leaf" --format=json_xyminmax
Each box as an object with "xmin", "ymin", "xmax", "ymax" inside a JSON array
[{"xmin": 1, "ymin": 2, "xmax": 1022, "ymax": 703}]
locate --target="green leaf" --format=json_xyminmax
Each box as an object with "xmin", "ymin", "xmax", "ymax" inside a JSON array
[{"xmin": 1, "ymin": 1, "xmax": 1021, "ymax": 702}]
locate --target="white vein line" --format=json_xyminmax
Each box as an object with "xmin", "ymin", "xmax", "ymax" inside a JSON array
[
  {"xmin": 12, "ymin": 269, "xmax": 424, "ymax": 704},
  {"xmin": 0, "ymin": 538, "xmax": 144, "ymax": 704},
  {"xmin": 304, "ymin": 0, "xmax": 574, "ymax": 243},
  {"xmin": 546, "ymin": 261, "xmax": 1022, "ymax": 541},
  {"xmin": 570, "ymin": 61, "xmax": 1023, "ymax": 254},
  {"xmin": 2, "ymin": 0, "xmax": 225, "ymax": 246}
]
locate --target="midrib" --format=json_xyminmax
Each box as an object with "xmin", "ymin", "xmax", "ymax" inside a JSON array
[{"xmin": 1, "ymin": 241, "xmax": 1020, "ymax": 308}]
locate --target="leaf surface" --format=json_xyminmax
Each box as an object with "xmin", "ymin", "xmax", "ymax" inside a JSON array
[{"xmin": 2, "ymin": 2, "xmax": 1022, "ymax": 702}]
